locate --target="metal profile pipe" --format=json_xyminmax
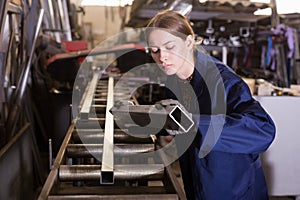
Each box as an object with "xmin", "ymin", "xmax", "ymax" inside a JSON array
[
  {"xmin": 101, "ymin": 76, "xmax": 115, "ymax": 184},
  {"xmin": 66, "ymin": 144, "xmax": 155, "ymax": 158},
  {"xmin": 0, "ymin": 1, "xmax": 9, "ymax": 41},
  {"xmin": 48, "ymin": 194, "xmax": 179, "ymax": 200},
  {"xmin": 79, "ymin": 74, "xmax": 99, "ymax": 119},
  {"xmin": 59, "ymin": 164, "xmax": 164, "ymax": 181},
  {"xmin": 62, "ymin": 0, "xmax": 72, "ymax": 40},
  {"xmin": 8, "ymin": 2, "xmax": 22, "ymax": 14},
  {"xmin": 110, "ymin": 102, "xmax": 194, "ymax": 133},
  {"xmin": 4, "ymin": 9, "xmax": 45, "ymax": 141}
]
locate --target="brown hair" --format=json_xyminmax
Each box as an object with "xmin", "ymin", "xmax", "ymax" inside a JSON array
[{"xmin": 146, "ymin": 10, "xmax": 194, "ymax": 39}]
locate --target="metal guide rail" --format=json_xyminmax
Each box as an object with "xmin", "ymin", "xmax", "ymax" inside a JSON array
[{"xmin": 38, "ymin": 72, "xmax": 186, "ymax": 200}]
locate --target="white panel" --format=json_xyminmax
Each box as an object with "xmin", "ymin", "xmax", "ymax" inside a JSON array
[{"xmin": 256, "ymin": 96, "xmax": 300, "ymax": 196}]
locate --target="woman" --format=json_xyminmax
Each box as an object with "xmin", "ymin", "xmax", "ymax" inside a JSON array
[{"xmin": 146, "ymin": 10, "xmax": 276, "ymax": 200}]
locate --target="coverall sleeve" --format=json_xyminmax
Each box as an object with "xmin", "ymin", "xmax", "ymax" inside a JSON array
[{"xmin": 194, "ymin": 73, "xmax": 276, "ymax": 155}]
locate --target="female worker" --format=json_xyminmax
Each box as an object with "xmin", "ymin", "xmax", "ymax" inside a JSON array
[{"xmin": 145, "ymin": 10, "xmax": 276, "ymax": 200}]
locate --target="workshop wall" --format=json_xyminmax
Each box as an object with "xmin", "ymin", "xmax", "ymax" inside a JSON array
[{"xmin": 79, "ymin": 6, "xmax": 131, "ymax": 45}]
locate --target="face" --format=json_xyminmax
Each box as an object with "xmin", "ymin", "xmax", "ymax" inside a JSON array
[{"xmin": 148, "ymin": 29, "xmax": 193, "ymax": 77}]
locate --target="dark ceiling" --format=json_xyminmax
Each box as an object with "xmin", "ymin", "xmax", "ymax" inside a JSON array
[{"xmin": 126, "ymin": 0, "xmax": 271, "ymax": 28}]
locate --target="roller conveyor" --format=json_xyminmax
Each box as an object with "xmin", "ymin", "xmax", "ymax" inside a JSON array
[{"xmin": 38, "ymin": 72, "xmax": 186, "ymax": 200}]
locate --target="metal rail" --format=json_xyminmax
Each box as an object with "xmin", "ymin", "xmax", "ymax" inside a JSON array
[{"xmin": 38, "ymin": 73, "xmax": 186, "ymax": 199}]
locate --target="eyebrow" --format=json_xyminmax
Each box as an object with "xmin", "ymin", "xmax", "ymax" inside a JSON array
[{"xmin": 148, "ymin": 40, "xmax": 175, "ymax": 47}]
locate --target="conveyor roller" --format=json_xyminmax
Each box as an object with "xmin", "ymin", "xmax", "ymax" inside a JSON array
[
  {"xmin": 38, "ymin": 72, "xmax": 186, "ymax": 200},
  {"xmin": 59, "ymin": 164, "xmax": 164, "ymax": 181}
]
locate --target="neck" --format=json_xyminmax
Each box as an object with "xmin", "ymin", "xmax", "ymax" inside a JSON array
[{"xmin": 177, "ymin": 51, "xmax": 195, "ymax": 80}]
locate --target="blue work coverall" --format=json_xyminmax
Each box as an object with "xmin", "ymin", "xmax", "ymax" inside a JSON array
[{"xmin": 166, "ymin": 49, "xmax": 276, "ymax": 200}]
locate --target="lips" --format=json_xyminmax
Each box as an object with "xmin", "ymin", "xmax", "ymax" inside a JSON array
[{"xmin": 162, "ymin": 63, "xmax": 172, "ymax": 68}]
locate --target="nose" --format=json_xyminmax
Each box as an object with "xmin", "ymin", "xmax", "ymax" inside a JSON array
[{"xmin": 159, "ymin": 49, "xmax": 168, "ymax": 62}]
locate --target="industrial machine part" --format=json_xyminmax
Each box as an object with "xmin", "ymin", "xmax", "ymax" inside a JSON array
[{"xmin": 38, "ymin": 72, "xmax": 186, "ymax": 199}]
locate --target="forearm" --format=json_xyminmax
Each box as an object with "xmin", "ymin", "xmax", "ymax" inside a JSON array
[{"xmin": 194, "ymin": 108, "xmax": 275, "ymax": 155}]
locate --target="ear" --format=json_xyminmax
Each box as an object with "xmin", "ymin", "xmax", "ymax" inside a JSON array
[{"xmin": 185, "ymin": 35, "xmax": 194, "ymax": 49}]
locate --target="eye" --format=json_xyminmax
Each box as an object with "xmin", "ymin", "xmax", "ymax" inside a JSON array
[
  {"xmin": 150, "ymin": 47, "xmax": 160, "ymax": 54},
  {"xmin": 165, "ymin": 43, "xmax": 174, "ymax": 50}
]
